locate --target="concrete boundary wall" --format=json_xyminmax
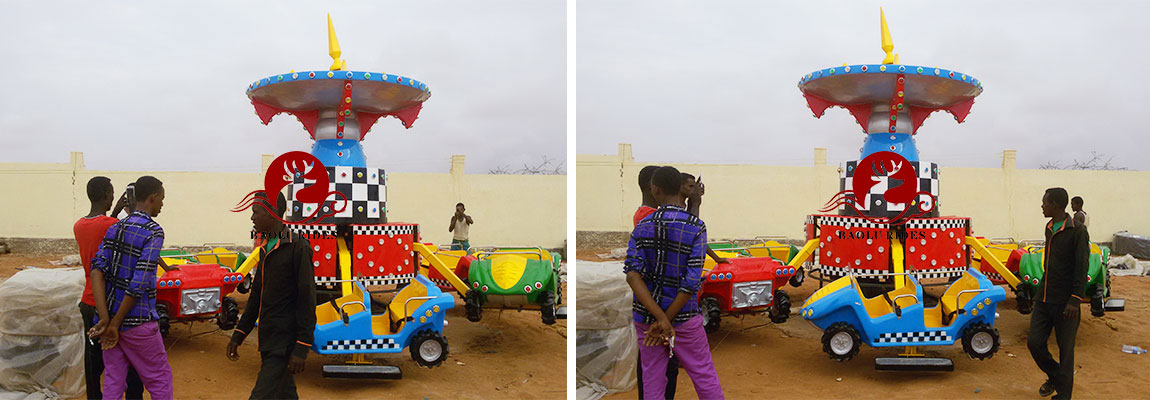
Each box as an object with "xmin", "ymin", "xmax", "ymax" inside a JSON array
[
  {"xmin": 0, "ymin": 153, "xmax": 566, "ymax": 250},
  {"xmin": 577, "ymin": 144, "xmax": 1150, "ymax": 246}
]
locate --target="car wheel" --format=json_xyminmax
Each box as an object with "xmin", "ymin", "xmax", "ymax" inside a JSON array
[
  {"xmin": 961, "ymin": 322, "xmax": 1000, "ymax": 360},
  {"xmin": 236, "ymin": 273, "xmax": 252, "ymax": 294},
  {"xmin": 769, "ymin": 290, "xmax": 790, "ymax": 323},
  {"xmin": 216, "ymin": 297, "xmax": 239, "ymax": 331},
  {"xmin": 539, "ymin": 291, "xmax": 557, "ymax": 325},
  {"xmin": 465, "ymin": 289, "xmax": 483, "ymax": 322},
  {"xmin": 789, "ymin": 269, "xmax": 805, "ymax": 288},
  {"xmin": 157, "ymin": 303, "xmax": 171, "ymax": 338},
  {"xmin": 821, "ymin": 322, "xmax": 860, "ymax": 362},
  {"xmin": 701, "ymin": 297, "xmax": 721, "ymax": 334},
  {"xmin": 409, "ymin": 330, "xmax": 449, "ymax": 368},
  {"xmin": 1016, "ymin": 286, "xmax": 1032, "ymax": 315}
]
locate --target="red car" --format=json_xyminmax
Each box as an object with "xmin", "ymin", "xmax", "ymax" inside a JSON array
[
  {"xmin": 154, "ymin": 263, "xmax": 245, "ymax": 337},
  {"xmin": 699, "ymin": 257, "xmax": 799, "ymax": 333}
]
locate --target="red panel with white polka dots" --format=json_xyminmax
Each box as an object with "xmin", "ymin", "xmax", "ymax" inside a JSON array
[
  {"xmin": 351, "ymin": 224, "xmax": 418, "ymax": 278},
  {"xmin": 817, "ymin": 224, "xmax": 891, "ymax": 273},
  {"xmin": 308, "ymin": 234, "xmax": 340, "ymax": 280},
  {"xmin": 905, "ymin": 226, "xmax": 968, "ymax": 271}
]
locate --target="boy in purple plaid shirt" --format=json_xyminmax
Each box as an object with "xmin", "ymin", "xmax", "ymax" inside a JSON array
[
  {"xmin": 625, "ymin": 166, "xmax": 724, "ymax": 400},
  {"xmin": 88, "ymin": 176, "xmax": 174, "ymax": 400}
]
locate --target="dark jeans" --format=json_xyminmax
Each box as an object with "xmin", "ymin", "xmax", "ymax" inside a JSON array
[
  {"xmin": 1028, "ymin": 301, "xmax": 1080, "ymax": 399},
  {"xmin": 249, "ymin": 346, "xmax": 298, "ymax": 400},
  {"xmin": 79, "ymin": 303, "xmax": 144, "ymax": 400},
  {"xmin": 636, "ymin": 353, "xmax": 678, "ymax": 399}
]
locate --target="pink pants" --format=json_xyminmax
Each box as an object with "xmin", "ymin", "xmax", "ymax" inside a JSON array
[
  {"xmin": 102, "ymin": 322, "xmax": 173, "ymax": 400},
  {"xmin": 636, "ymin": 315, "xmax": 724, "ymax": 400}
]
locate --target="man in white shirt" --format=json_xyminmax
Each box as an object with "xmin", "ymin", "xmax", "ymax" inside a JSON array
[{"xmin": 448, "ymin": 202, "xmax": 474, "ymax": 251}]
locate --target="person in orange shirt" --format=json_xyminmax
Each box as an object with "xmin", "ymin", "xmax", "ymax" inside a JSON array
[
  {"xmin": 74, "ymin": 177, "xmax": 143, "ymax": 400},
  {"xmin": 633, "ymin": 166, "xmax": 660, "ymax": 226}
]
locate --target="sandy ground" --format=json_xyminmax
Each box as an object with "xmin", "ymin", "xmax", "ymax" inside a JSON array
[
  {"xmin": 0, "ymin": 253, "xmax": 567, "ymax": 399},
  {"xmin": 579, "ymin": 248, "xmax": 1150, "ymax": 399}
]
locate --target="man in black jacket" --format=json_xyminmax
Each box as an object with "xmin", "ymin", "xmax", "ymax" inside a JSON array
[
  {"xmin": 1028, "ymin": 187, "xmax": 1089, "ymax": 399},
  {"xmin": 225, "ymin": 192, "xmax": 316, "ymax": 400}
]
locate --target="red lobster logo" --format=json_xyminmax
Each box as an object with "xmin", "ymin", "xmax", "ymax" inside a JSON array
[
  {"xmin": 820, "ymin": 151, "xmax": 934, "ymax": 225},
  {"xmin": 232, "ymin": 151, "xmax": 346, "ymax": 223}
]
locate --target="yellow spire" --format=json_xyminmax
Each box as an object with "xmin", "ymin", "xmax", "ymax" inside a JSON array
[
  {"xmin": 880, "ymin": 8, "xmax": 896, "ymax": 64},
  {"xmin": 328, "ymin": 14, "xmax": 344, "ymax": 71}
]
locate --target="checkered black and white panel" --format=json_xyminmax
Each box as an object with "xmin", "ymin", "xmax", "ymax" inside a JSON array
[
  {"xmin": 313, "ymin": 274, "xmax": 416, "ymax": 287},
  {"xmin": 287, "ymin": 223, "xmax": 337, "ymax": 237},
  {"xmin": 908, "ymin": 267, "xmax": 967, "ymax": 279},
  {"xmin": 817, "ymin": 216, "xmax": 889, "ymax": 230},
  {"xmin": 840, "ymin": 160, "xmax": 940, "ymax": 218},
  {"xmin": 983, "ymin": 270, "xmax": 1005, "ymax": 282},
  {"xmin": 287, "ymin": 166, "xmax": 387, "ymax": 225},
  {"xmin": 352, "ymin": 225, "xmax": 416, "ymax": 236},
  {"xmin": 322, "ymin": 338, "xmax": 400, "ymax": 351},
  {"xmin": 359, "ymin": 274, "xmax": 416, "ymax": 286},
  {"xmin": 874, "ymin": 331, "xmax": 952, "ymax": 344},
  {"xmin": 814, "ymin": 265, "xmax": 891, "ymax": 282},
  {"xmin": 904, "ymin": 218, "xmax": 967, "ymax": 230},
  {"xmin": 313, "ymin": 276, "xmax": 344, "ymax": 286}
]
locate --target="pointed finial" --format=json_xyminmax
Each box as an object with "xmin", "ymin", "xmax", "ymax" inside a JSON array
[
  {"xmin": 328, "ymin": 14, "xmax": 344, "ymax": 71},
  {"xmin": 881, "ymin": 8, "xmax": 896, "ymax": 64}
]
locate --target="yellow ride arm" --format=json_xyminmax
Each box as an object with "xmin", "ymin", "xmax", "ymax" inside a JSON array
[
  {"xmin": 413, "ymin": 243, "xmax": 471, "ymax": 295},
  {"xmin": 966, "ymin": 236, "xmax": 1021, "ymax": 289},
  {"xmin": 786, "ymin": 239, "xmax": 820, "ymax": 270},
  {"xmin": 234, "ymin": 249, "xmax": 259, "ymax": 277},
  {"xmin": 337, "ymin": 236, "xmax": 353, "ymax": 296},
  {"xmin": 891, "ymin": 238, "xmax": 906, "ymax": 289}
]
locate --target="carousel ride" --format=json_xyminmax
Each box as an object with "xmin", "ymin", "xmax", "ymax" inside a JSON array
[
  {"xmin": 240, "ymin": 15, "xmax": 477, "ymax": 379},
  {"xmin": 787, "ymin": 10, "xmax": 1022, "ymax": 371}
]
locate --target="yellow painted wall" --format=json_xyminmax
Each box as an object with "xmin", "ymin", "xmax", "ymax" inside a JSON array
[
  {"xmin": 577, "ymin": 145, "xmax": 1150, "ymax": 242},
  {"xmin": 0, "ymin": 153, "xmax": 566, "ymax": 249}
]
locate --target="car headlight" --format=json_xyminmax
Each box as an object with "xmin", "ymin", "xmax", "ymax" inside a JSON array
[{"xmin": 731, "ymin": 280, "xmax": 773, "ymax": 309}]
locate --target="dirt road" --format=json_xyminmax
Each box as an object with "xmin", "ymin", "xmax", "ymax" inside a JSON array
[
  {"xmin": 580, "ymin": 249, "xmax": 1150, "ymax": 399},
  {"xmin": 0, "ymin": 253, "xmax": 567, "ymax": 399}
]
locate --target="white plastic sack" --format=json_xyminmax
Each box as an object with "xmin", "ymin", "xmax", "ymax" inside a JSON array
[
  {"xmin": 0, "ymin": 268, "xmax": 86, "ymax": 398},
  {"xmin": 575, "ymin": 261, "xmax": 636, "ymax": 396},
  {"xmin": 1108, "ymin": 254, "xmax": 1150, "ymax": 276}
]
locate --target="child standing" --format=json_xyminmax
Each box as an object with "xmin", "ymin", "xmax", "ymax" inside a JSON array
[
  {"xmin": 75, "ymin": 177, "xmax": 144, "ymax": 399},
  {"xmin": 88, "ymin": 176, "xmax": 174, "ymax": 399},
  {"xmin": 625, "ymin": 166, "xmax": 724, "ymax": 400}
]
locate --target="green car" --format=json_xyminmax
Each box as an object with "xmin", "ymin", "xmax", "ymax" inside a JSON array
[
  {"xmin": 464, "ymin": 247, "xmax": 563, "ymax": 325},
  {"xmin": 1016, "ymin": 243, "xmax": 1123, "ymax": 316}
]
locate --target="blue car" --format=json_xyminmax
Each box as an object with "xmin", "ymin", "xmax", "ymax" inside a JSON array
[
  {"xmin": 800, "ymin": 268, "xmax": 1006, "ymax": 361},
  {"xmin": 313, "ymin": 274, "xmax": 454, "ymax": 367}
]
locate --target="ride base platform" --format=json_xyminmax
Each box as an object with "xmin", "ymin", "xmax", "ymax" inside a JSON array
[
  {"xmin": 322, "ymin": 364, "xmax": 402, "ymax": 379},
  {"xmin": 875, "ymin": 346, "xmax": 954, "ymax": 372},
  {"xmin": 875, "ymin": 357, "xmax": 954, "ymax": 372}
]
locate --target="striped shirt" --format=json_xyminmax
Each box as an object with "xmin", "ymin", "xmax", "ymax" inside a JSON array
[
  {"xmin": 91, "ymin": 211, "xmax": 164, "ymax": 329},
  {"xmin": 624, "ymin": 204, "xmax": 707, "ymax": 325}
]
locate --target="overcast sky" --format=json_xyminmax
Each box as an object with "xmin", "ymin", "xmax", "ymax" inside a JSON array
[
  {"xmin": 0, "ymin": 1, "xmax": 564, "ymax": 174},
  {"xmin": 578, "ymin": 1, "xmax": 1150, "ymax": 170}
]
